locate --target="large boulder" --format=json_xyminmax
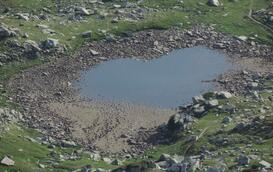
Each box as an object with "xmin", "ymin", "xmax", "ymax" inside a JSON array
[
  {"xmin": 41, "ymin": 38, "xmax": 59, "ymax": 49},
  {"xmin": 0, "ymin": 25, "xmax": 15, "ymax": 39},
  {"xmin": 111, "ymin": 159, "xmax": 123, "ymax": 165},
  {"xmin": 222, "ymin": 116, "xmax": 232, "ymax": 124},
  {"xmin": 23, "ymin": 40, "xmax": 41, "ymax": 52},
  {"xmin": 1, "ymin": 156, "xmax": 15, "ymax": 166},
  {"xmin": 193, "ymin": 104, "xmax": 206, "ymax": 116},
  {"xmin": 208, "ymin": 0, "xmax": 220, "ymax": 6},
  {"xmin": 205, "ymin": 99, "xmax": 219, "ymax": 108},
  {"xmin": 216, "ymin": 91, "xmax": 233, "ymax": 99},
  {"xmin": 167, "ymin": 113, "xmax": 194, "ymax": 131},
  {"xmin": 237, "ymin": 155, "xmax": 250, "ymax": 166},
  {"xmin": 60, "ymin": 140, "xmax": 77, "ymax": 148},
  {"xmin": 75, "ymin": 7, "xmax": 91, "ymax": 15},
  {"xmin": 232, "ymin": 123, "xmax": 247, "ymax": 132},
  {"xmin": 23, "ymin": 40, "xmax": 41, "ymax": 58},
  {"xmin": 268, "ymin": 16, "xmax": 273, "ymax": 23},
  {"xmin": 192, "ymin": 95, "xmax": 205, "ymax": 104},
  {"xmin": 259, "ymin": 160, "xmax": 271, "ymax": 169}
]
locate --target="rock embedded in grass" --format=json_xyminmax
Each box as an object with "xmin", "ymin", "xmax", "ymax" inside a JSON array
[
  {"xmin": 259, "ymin": 160, "xmax": 271, "ymax": 169},
  {"xmin": 0, "ymin": 25, "xmax": 16, "ymax": 39},
  {"xmin": 60, "ymin": 140, "xmax": 77, "ymax": 147},
  {"xmin": 193, "ymin": 104, "xmax": 206, "ymax": 116},
  {"xmin": 237, "ymin": 154, "xmax": 250, "ymax": 166},
  {"xmin": 222, "ymin": 116, "xmax": 232, "ymax": 124},
  {"xmin": 192, "ymin": 95, "xmax": 205, "ymax": 104},
  {"xmin": 216, "ymin": 91, "xmax": 233, "ymax": 99},
  {"xmin": 167, "ymin": 113, "xmax": 194, "ymax": 131},
  {"xmin": 0, "ymin": 156, "xmax": 15, "ymax": 166},
  {"xmin": 23, "ymin": 40, "xmax": 41, "ymax": 52},
  {"xmin": 74, "ymin": 7, "xmax": 91, "ymax": 16},
  {"xmin": 207, "ymin": 0, "xmax": 220, "ymax": 7},
  {"xmin": 81, "ymin": 31, "xmax": 92, "ymax": 38},
  {"xmin": 237, "ymin": 36, "xmax": 248, "ymax": 42},
  {"xmin": 42, "ymin": 38, "xmax": 59, "ymax": 49},
  {"xmin": 102, "ymin": 157, "xmax": 112, "ymax": 164},
  {"xmin": 111, "ymin": 159, "xmax": 123, "ymax": 165},
  {"xmin": 16, "ymin": 13, "xmax": 29, "ymax": 21},
  {"xmin": 232, "ymin": 123, "xmax": 246, "ymax": 132},
  {"xmin": 206, "ymin": 99, "xmax": 219, "ymax": 108}
]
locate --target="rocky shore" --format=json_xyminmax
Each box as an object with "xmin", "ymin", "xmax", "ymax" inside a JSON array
[{"xmin": 7, "ymin": 25, "xmax": 273, "ymax": 155}]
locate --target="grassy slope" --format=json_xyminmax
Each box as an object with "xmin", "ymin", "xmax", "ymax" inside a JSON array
[
  {"xmin": 1, "ymin": 92, "xmax": 272, "ymax": 171},
  {"xmin": 140, "ymin": 0, "xmax": 272, "ymax": 44},
  {"xmin": 0, "ymin": 125, "xmax": 118, "ymax": 172},
  {"xmin": 0, "ymin": 0, "xmax": 55, "ymax": 12},
  {"xmin": 1, "ymin": 0, "xmax": 271, "ymax": 49},
  {"xmin": 142, "ymin": 91, "xmax": 273, "ymax": 171}
]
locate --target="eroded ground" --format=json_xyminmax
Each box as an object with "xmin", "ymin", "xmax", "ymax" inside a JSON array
[{"xmin": 50, "ymin": 100, "xmax": 174, "ymax": 154}]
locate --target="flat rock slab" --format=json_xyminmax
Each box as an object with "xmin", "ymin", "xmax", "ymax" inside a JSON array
[{"xmin": 1, "ymin": 156, "xmax": 15, "ymax": 166}]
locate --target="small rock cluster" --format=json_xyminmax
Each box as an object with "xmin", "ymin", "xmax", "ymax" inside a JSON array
[
  {"xmin": 0, "ymin": 23, "xmax": 62, "ymax": 61},
  {"xmin": 0, "ymin": 24, "xmax": 17, "ymax": 39},
  {"xmin": 252, "ymin": 4, "xmax": 273, "ymax": 27},
  {"xmin": 155, "ymin": 154, "xmax": 201, "ymax": 172},
  {"xmin": 0, "ymin": 108, "xmax": 22, "ymax": 128},
  {"xmin": 168, "ymin": 91, "xmax": 233, "ymax": 131}
]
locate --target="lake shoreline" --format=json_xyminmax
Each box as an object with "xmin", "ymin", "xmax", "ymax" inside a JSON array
[{"xmin": 7, "ymin": 25, "xmax": 273, "ymax": 155}]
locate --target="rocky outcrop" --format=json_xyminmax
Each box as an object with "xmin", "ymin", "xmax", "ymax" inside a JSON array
[
  {"xmin": 207, "ymin": 0, "xmax": 220, "ymax": 7},
  {"xmin": 41, "ymin": 38, "xmax": 59, "ymax": 49},
  {"xmin": 0, "ymin": 24, "xmax": 16, "ymax": 39},
  {"xmin": 167, "ymin": 113, "xmax": 194, "ymax": 132},
  {"xmin": 0, "ymin": 108, "xmax": 22, "ymax": 125},
  {"xmin": 23, "ymin": 40, "xmax": 41, "ymax": 58}
]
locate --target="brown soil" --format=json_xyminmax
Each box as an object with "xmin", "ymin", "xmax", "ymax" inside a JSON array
[{"xmin": 49, "ymin": 100, "xmax": 174, "ymax": 154}]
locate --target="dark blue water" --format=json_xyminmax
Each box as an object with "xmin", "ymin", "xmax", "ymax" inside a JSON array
[{"xmin": 76, "ymin": 47, "xmax": 233, "ymax": 108}]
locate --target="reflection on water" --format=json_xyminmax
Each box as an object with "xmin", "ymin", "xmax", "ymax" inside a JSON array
[{"xmin": 76, "ymin": 46, "xmax": 233, "ymax": 108}]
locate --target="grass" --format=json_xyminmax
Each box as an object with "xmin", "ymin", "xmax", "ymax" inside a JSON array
[
  {"xmin": 1, "ymin": 10, "xmax": 188, "ymax": 51},
  {"xmin": 0, "ymin": 125, "xmax": 120, "ymax": 171},
  {"xmin": 140, "ymin": 0, "xmax": 272, "ymax": 45},
  {"xmin": 136, "ymin": 92, "xmax": 273, "ymax": 170},
  {"xmin": 0, "ymin": 0, "xmax": 55, "ymax": 13},
  {"xmin": 0, "ymin": 125, "xmax": 50, "ymax": 172}
]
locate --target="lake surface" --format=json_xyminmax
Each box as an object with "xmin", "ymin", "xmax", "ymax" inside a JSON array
[{"xmin": 76, "ymin": 46, "xmax": 233, "ymax": 108}]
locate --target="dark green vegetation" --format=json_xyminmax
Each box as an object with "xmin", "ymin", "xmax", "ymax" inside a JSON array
[{"xmin": 0, "ymin": 0, "xmax": 273, "ymax": 171}]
